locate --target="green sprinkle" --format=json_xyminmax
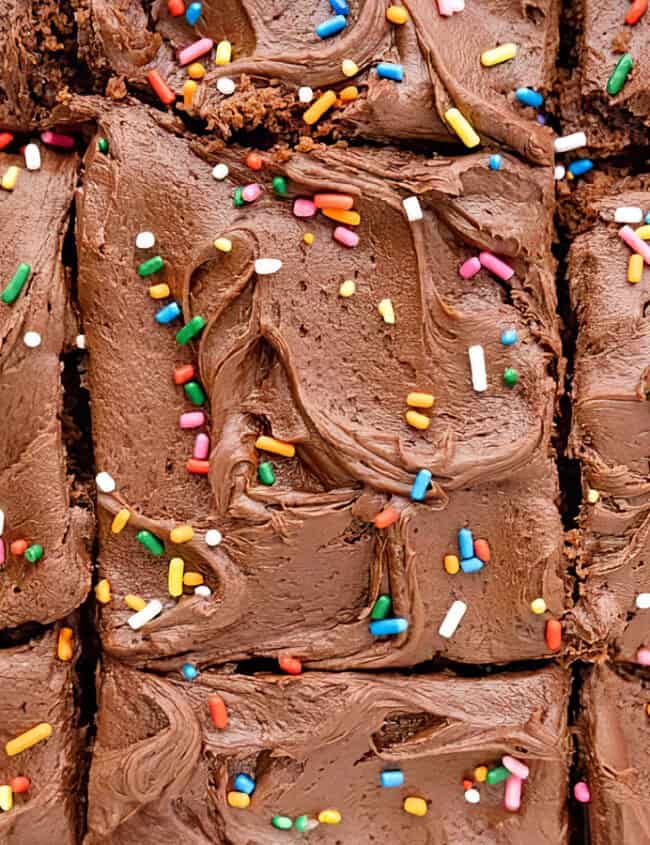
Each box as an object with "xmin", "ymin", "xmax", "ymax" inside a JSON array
[
  {"xmin": 184, "ymin": 381, "xmax": 206, "ymax": 405},
  {"xmin": 137, "ymin": 255, "xmax": 164, "ymax": 277},
  {"xmin": 294, "ymin": 815, "xmax": 309, "ymax": 832},
  {"xmin": 233, "ymin": 187, "xmax": 244, "ymax": 207},
  {"xmin": 607, "ymin": 53, "xmax": 633, "ymax": 96},
  {"xmin": 136, "ymin": 530, "xmax": 165, "ymax": 556},
  {"xmin": 370, "ymin": 594, "xmax": 392, "ymax": 620},
  {"xmin": 257, "ymin": 461, "xmax": 276, "ymax": 486},
  {"xmin": 1, "ymin": 263, "xmax": 31, "ymax": 304},
  {"xmin": 503, "ymin": 367, "xmax": 519, "ymax": 387},
  {"xmin": 271, "ymin": 816, "xmax": 293, "ymax": 830},
  {"xmin": 97, "ymin": 137, "xmax": 109, "ymax": 153},
  {"xmin": 272, "ymin": 176, "xmax": 288, "ymax": 196},
  {"xmin": 176, "ymin": 315, "xmax": 206, "ymax": 345},
  {"xmin": 25, "ymin": 544, "xmax": 43, "ymax": 563},
  {"xmin": 486, "ymin": 766, "xmax": 509, "ymax": 785}
]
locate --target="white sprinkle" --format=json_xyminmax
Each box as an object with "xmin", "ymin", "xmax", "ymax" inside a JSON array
[
  {"xmin": 128, "ymin": 599, "xmax": 163, "ymax": 631},
  {"xmin": 554, "ymin": 165, "xmax": 566, "ymax": 181},
  {"xmin": 304, "ymin": 819, "xmax": 319, "ymax": 832},
  {"xmin": 95, "ymin": 472, "xmax": 116, "ymax": 493},
  {"xmin": 298, "ymin": 86, "xmax": 314, "ymax": 103},
  {"xmin": 0, "ymin": 509, "xmax": 4, "ymax": 536},
  {"xmin": 438, "ymin": 600, "xmax": 467, "ymax": 638},
  {"xmin": 615, "ymin": 207, "xmax": 644, "ymax": 224},
  {"xmin": 255, "ymin": 258, "xmax": 283, "ymax": 275},
  {"xmin": 636, "ymin": 593, "xmax": 650, "ymax": 609},
  {"xmin": 554, "ymin": 132, "xmax": 587, "ymax": 154},
  {"xmin": 468, "ymin": 345, "xmax": 487, "ymax": 392},
  {"xmin": 212, "ymin": 163, "xmax": 229, "ymax": 181},
  {"xmin": 403, "ymin": 196, "xmax": 423, "ymax": 222},
  {"xmin": 194, "ymin": 585, "xmax": 212, "ymax": 598},
  {"xmin": 205, "ymin": 529, "xmax": 222, "ymax": 547},
  {"xmin": 217, "ymin": 77, "xmax": 236, "ymax": 95},
  {"xmin": 24, "ymin": 143, "xmax": 41, "ymax": 171},
  {"xmin": 23, "ymin": 331, "xmax": 41, "ymax": 348},
  {"xmin": 465, "ymin": 788, "xmax": 481, "ymax": 804},
  {"xmin": 75, "ymin": 334, "xmax": 86, "ymax": 350},
  {"xmin": 135, "ymin": 231, "xmax": 155, "ymax": 249}
]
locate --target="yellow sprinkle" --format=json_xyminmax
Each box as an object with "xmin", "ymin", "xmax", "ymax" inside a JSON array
[
  {"xmin": 148, "ymin": 283, "xmax": 171, "ymax": 299},
  {"xmin": 322, "ymin": 208, "xmax": 360, "ymax": 226},
  {"xmin": 0, "ymin": 785, "xmax": 13, "ymax": 812},
  {"xmin": 183, "ymin": 79, "xmax": 197, "ymax": 108},
  {"xmin": 339, "ymin": 85, "xmax": 359, "ymax": 102},
  {"xmin": 318, "ymin": 809, "xmax": 342, "ymax": 825},
  {"xmin": 405, "ymin": 410, "xmax": 431, "ymax": 431},
  {"xmin": 628, "ymin": 254, "xmax": 644, "ymax": 284},
  {"xmin": 303, "ymin": 90, "xmax": 337, "ymax": 125},
  {"xmin": 339, "ymin": 279, "xmax": 356, "ymax": 297},
  {"xmin": 303, "ymin": 232, "xmax": 315, "ymax": 245},
  {"xmin": 646, "ymin": 703, "xmax": 650, "ymax": 717},
  {"xmin": 530, "ymin": 598, "xmax": 547, "ymax": 615},
  {"xmin": 170, "ymin": 524, "xmax": 194, "ymax": 544},
  {"xmin": 215, "ymin": 40, "xmax": 232, "ymax": 66},
  {"xmin": 214, "ymin": 237, "xmax": 232, "ymax": 253},
  {"xmin": 227, "ymin": 791, "xmax": 250, "ymax": 809},
  {"xmin": 255, "ymin": 435, "xmax": 295, "ymax": 458},
  {"xmin": 5, "ymin": 723, "xmax": 52, "ymax": 757},
  {"xmin": 406, "ymin": 392, "xmax": 434, "ymax": 409},
  {"xmin": 444, "ymin": 554, "xmax": 459, "ymax": 575},
  {"xmin": 168, "ymin": 557, "xmax": 185, "ymax": 598},
  {"xmin": 125, "ymin": 594, "xmax": 146, "ymax": 612},
  {"xmin": 634, "ymin": 225, "xmax": 650, "ymax": 240},
  {"xmin": 587, "ymin": 488, "xmax": 600, "ymax": 504},
  {"xmin": 403, "ymin": 796, "xmax": 428, "ymax": 816},
  {"xmin": 480, "ymin": 43, "xmax": 518, "ymax": 67},
  {"xmin": 378, "ymin": 298, "xmax": 395, "ymax": 324},
  {"xmin": 386, "ymin": 5, "xmax": 409, "ymax": 24},
  {"xmin": 567, "ymin": 171, "xmax": 574, "ymax": 181},
  {"xmin": 111, "ymin": 508, "xmax": 131, "ymax": 534},
  {"xmin": 474, "ymin": 765, "xmax": 488, "ymax": 783},
  {"xmin": 183, "ymin": 571, "xmax": 204, "ymax": 587},
  {"xmin": 57, "ymin": 627, "xmax": 74, "ymax": 662},
  {"xmin": 444, "ymin": 108, "xmax": 480, "ymax": 148},
  {"xmin": 2, "ymin": 165, "xmax": 19, "ymax": 191},
  {"xmin": 187, "ymin": 62, "xmax": 206, "ymax": 80},
  {"xmin": 95, "ymin": 579, "xmax": 112, "ymax": 604}
]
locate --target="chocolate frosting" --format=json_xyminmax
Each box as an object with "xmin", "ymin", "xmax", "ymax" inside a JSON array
[
  {"xmin": 77, "ymin": 103, "xmax": 565, "ymax": 670},
  {"xmin": 86, "ymin": 662, "xmax": 570, "ymax": 843},
  {"xmin": 568, "ymin": 188, "xmax": 650, "ymax": 662},
  {"xmin": 83, "ymin": 0, "xmax": 558, "ymax": 163},
  {"xmin": 0, "ymin": 627, "xmax": 82, "ymax": 844},
  {"xmin": 0, "ymin": 145, "xmax": 92, "ymax": 629}
]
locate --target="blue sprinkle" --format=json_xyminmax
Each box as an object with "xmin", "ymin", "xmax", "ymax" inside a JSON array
[
  {"xmin": 185, "ymin": 2, "xmax": 202, "ymax": 26},
  {"xmin": 488, "ymin": 154, "xmax": 502, "ymax": 171},
  {"xmin": 377, "ymin": 62, "xmax": 404, "ymax": 81},
  {"xmin": 315, "ymin": 14, "xmax": 347, "ymax": 38},
  {"xmin": 515, "ymin": 87, "xmax": 544, "ymax": 108},
  {"xmin": 329, "ymin": 0, "xmax": 350, "ymax": 14},
  {"xmin": 645, "ymin": 212, "xmax": 650, "ymax": 224},
  {"xmin": 568, "ymin": 159, "xmax": 593, "ymax": 177},
  {"xmin": 410, "ymin": 469, "xmax": 432, "ymax": 502},
  {"xmin": 500, "ymin": 328, "xmax": 518, "ymax": 346},
  {"xmin": 233, "ymin": 774, "xmax": 256, "ymax": 795},
  {"xmin": 458, "ymin": 528, "xmax": 474, "ymax": 560},
  {"xmin": 369, "ymin": 617, "xmax": 409, "ymax": 637},
  {"xmin": 181, "ymin": 662, "xmax": 199, "ymax": 681},
  {"xmin": 380, "ymin": 770, "xmax": 404, "ymax": 788},
  {"xmin": 536, "ymin": 113, "xmax": 547, "ymax": 125},
  {"xmin": 460, "ymin": 556, "xmax": 484, "ymax": 574},
  {"xmin": 155, "ymin": 301, "xmax": 182, "ymax": 324}
]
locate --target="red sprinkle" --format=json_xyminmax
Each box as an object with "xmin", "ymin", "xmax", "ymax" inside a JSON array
[
  {"xmin": 208, "ymin": 694, "xmax": 228, "ymax": 729},
  {"xmin": 246, "ymin": 152, "xmax": 263, "ymax": 171},
  {"xmin": 187, "ymin": 458, "xmax": 210, "ymax": 474},
  {"xmin": 168, "ymin": 0, "xmax": 185, "ymax": 14},
  {"xmin": 545, "ymin": 619, "xmax": 562, "ymax": 652},
  {"xmin": 278, "ymin": 655, "xmax": 302, "ymax": 675},
  {"xmin": 374, "ymin": 507, "xmax": 400, "ymax": 529},
  {"xmin": 10, "ymin": 539, "xmax": 28, "ymax": 556},
  {"xmin": 9, "ymin": 776, "xmax": 30, "ymax": 794},
  {"xmin": 0, "ymin": 132, "xmax": 14, "ymax": 150},
  {"xmin": 147, "ymin": 70, "xmax": 176, "ymax": 106},
  {"xmin": 473, "ymin": 539, "xmax": 490, "ymax": 562},
  {"xmin": 173, "ymin": 364, "xmax": 195, "ymax": 385},
  {"xmin": 626, "ymin": 0, "xmax": 647, "ymax": 24},
  {"xmin": 462, "ymin": 778, "xmax": 473, "ymax": 790}
]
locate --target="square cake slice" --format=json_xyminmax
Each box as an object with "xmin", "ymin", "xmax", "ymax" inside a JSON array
[
  {"xmin": 0, "ymin": 141, "xmax": 91, "ymax": 629},
  {"xmin": 82, "ymin": 0, "xmax": 559, "ymax": 164},
  {"xmin": 77, "ymin": 103, "xmax": 565, "ymax": 671},
  {"xmin": 568, "ymin": 186, "xmax": 650, "ymax": 664},
  {"xmin": 85, "ymin": 662, "xmax": 570, "ymax": 844},
  {"xmin": 0, "ymin": 627, "xmax": 83, "ymax": 845}
]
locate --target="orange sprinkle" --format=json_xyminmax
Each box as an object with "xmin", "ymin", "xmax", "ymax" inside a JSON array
[
  {"xmin": 9, "ymin": 777, "xmax": 30, "ymax": 794},
  {"xmin": 246, "ymin": 152, "xmax": 263, "ymax": 171},
  {"xmin": 209, "ymin": 694, "xmax": 228, "ymax": 729},
  {"xmin": 473, "ymin": 539, "xmax": 490, "ymax": 562},
  {"xmin": 187, "ymin": 458, "xmax": 210, "ymax": 474},
  {"xmin": 0, "ymin": 132, "xmax": 14, "ymax": 151},
  {"xmin": 626, "ymin": 0, "xmax": 647, "ymax": 25},
  {"xmin": 314, "ymin": 193, "xmax": 354, "ymax": 210},
  {"xmin": 57, "ymin": 627, "xmax": 74, "ymax": 662},
  {"xmin": 278, "ymin": 655, "xmax": 302, "ymax": 675},
  {"xmin": 374, "ymin": 507, "xmax": 400, "ymax": 529},
  {"xmin": 10, "ymin": 539, "xmax": 28, "ymax": 556},
  {"xmin": 462, "ymin": 779, "xmax": 473, "ymax": 790},
  {"xmin": 545, "ymin": 619, "xmax": 562, "ymax": 651},
  {"xmin": 173, "ymin": 364, "xmax": 195, "ymax": 385},
  {"xmin": 167, "ymin": 0, "xmax": 185, "ymax": 15},
  {"xmin": 147, "ymin": 70, "xmax": 176, "ymax": 106}
]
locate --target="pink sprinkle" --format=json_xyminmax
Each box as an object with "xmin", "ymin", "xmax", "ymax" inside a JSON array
[
  {"xmin": 180, "ymin": 411, "xmax": 205, "ymax": 429},
  {"xmin": 333, "ymin": 226, "xmax": 359, "ymax": 248},
  {"xmin": 40, "ymin": 131, "xmax": 75, "ymax": 149},
  {"xmin": 573, "ymin": 782, "xmax": 591, "ymax": 803},
  {"xmin": 178, "ymin": 37, "xmax": 214, "ymax": 66},
  {"xmin": 293, "ymin": 198, "xmax": 317, "ymax": 218},
  {"xmin": 502, "ymin": 755, "xmax": 529, "ymax": 780},
  {"xmin": 193, "ymin": 433, "xmax": 210, "ymax": 459},
  {"xmin": 619, "ymin": 225, "xmax": 650, "ymax": 265},
  {"xmin": 479, "ymin": 251, "xmax": 515, "ymax": 280},
  {"xmin": 242, "ymin": 183, "xmax": 262, "ymax": 202},
  {"xmin": 637, "ymin": 647, "xmax": 650, "ymax": 666},
  {"xmin": 0, "ymin": 538, "xmax": 4, "ymax": 566},
  {"xmin": 459, "ymin": 257, "xmax": 481, "ymax": 279},
  {"xmin": 504, "ymin": 775, "xmax": 522, "ymax": 812}
]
